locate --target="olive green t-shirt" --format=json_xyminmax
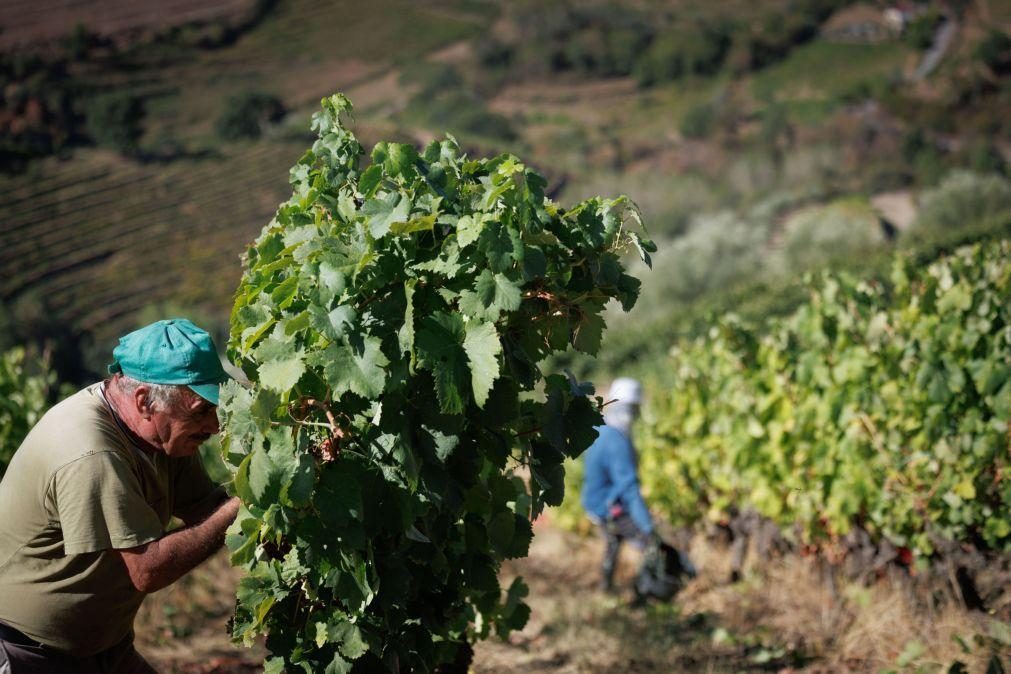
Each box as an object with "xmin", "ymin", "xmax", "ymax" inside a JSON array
[{"xmin": 0, "ymin": 383, "xmax": 224, "ymax": 656}]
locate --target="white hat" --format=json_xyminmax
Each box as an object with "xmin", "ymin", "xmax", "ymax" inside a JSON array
[{"xmin": 607, "ymin": 377, "xmax": 642, "ymax": 405}]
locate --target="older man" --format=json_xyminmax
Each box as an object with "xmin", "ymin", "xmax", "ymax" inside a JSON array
[{"xmin": 0, "ymin": 319, "xmax": 240, "ymax": 673}]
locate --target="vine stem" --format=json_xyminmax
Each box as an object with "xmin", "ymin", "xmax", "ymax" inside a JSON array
[
  {"xmin": 290, "ymin": 397, "xmax": 347, "ymax": 461},
  {"xmin": 291, "ymin": 420, "xmax": 333, "ymax": 429},
  {"xmin": 304, "ymin": 398, "xmax": 341, "ymax": 435},
  {"xmin": 857, "ymin": 413, "xmax": 884, "ymax": 452}
]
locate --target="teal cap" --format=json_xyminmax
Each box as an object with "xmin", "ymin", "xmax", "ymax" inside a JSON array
[{"xmin": 108, "ymin": 319, "xmax": 230, "ymax": 405}]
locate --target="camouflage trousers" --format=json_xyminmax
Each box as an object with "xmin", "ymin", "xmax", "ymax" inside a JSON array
[{"xmin": 595, "ymin": 511, "xmax": 650, "ymax": 591}]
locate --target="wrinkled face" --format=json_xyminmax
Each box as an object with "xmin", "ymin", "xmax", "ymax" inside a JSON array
[{"xmin": 150, "ymin": 389, "xmax": 220, "ymax": 457}]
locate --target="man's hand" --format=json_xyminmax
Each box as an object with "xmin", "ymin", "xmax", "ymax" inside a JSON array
[{"xmin": 115, "ymin": 496, "xmax": 240, "ymax": 593}]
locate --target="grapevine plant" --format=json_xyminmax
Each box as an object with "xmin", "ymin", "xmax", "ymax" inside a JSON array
[
  {"xmin": 607, "ymin": 240, "xmax": 1009, "ymax": 562},
  {"xmin": 0, "ymin": 347, "xmax": 61, "ymax": 477},
  {"xmin": 218, "ymin": 94, "xmax": 653, "ymax": 673}
]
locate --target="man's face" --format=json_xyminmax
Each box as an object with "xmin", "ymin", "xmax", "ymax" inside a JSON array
[{"xmin": 149, "ymin": 389, "xmax": 219, "ymax": 457}]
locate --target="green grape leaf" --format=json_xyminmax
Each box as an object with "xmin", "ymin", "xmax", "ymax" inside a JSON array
[
  {"xmin": 391, "ymin": 213, "xmax": 437, "ymax": 235},
  {"xmin": 398, "ymin": 280, "xmax": 417, "ymax": 366},
  {"xmin": 257, "ymin": 354, "xmax": 306, "ymax": 393},
  {"xmin": 459, "ymin": 270, "xmax": 522, "ymax": 322},
  {"xmin": 324, "ymin": 652, "xmax": 353, "ymax": 674},
  {"xmin": 463, "ymin": 320, "xmax": 501, "ymax": 408},
  {"xmin": 318, "ymin": 258, "xmax": 348, "ymax": 298},
  {"xmin": 327, "ymin": 619, "xmax": 369, "ymax": 659},
  {"xmin": 358, "ymin": 164, "xmax": 383, "ymax": 199},
  {"xmin": 362, "ymin": 192, "xmax": 411, "ymax": 238},
  {"xmin": 478, "ymin": 220, "xmax": 517, "ymax": 272},
  {"xmin": 416, "ymin": 312, "xmax": 468, "ymax": 414},
  {"xmin": 373, "ymin": 141, "xmax": 419, "ymax": 180},
  {"xmin": 247, "ymin": 433, "xmax": 296, "ymax": 509},
  {"xmin": 456, "ymin": 213, "xmax": 488, "ymax": 248},
  {"xmin": 310, "ymin": 337, "xmax": 389, "ymax": 400},
  {"xmin": 311, "ymin": 304, "xmax": 357, "ymax": 341},
  {"xmin": 571, "ymin": 312, "xmax": 605, "ymax": 355},
  {"xmin": 218, "ymin": 381, "xmax": 257, "ymax": 443}
]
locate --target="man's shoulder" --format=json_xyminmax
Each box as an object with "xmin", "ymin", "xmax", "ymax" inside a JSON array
[
  {"xmin": 585, "ymin": 425, "xmax": 626, "ymax": 459},
  {"xmin": 18, "ymin": 383, "xmax": 129, "ymax": 470},
  {"xmin": 36, "ymin": 382, "xmax": 102, "ymax": 419},
  {"xmin": 594, "ymin": 424, "xmax": 629, "ymax": 446},
  {"xmin": 0, "ymin": 384, "xmax": 134, "ymax": 537}
]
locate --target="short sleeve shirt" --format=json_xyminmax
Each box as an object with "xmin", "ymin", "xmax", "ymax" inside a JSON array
[{"xmin": 0, "ymin": 383, "xmax": 224, "ymax": 656}]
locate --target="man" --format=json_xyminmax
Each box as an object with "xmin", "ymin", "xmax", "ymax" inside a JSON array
[
  {"xmin": 0, "ymin": 319, "xmax": 241, "ymax": 673},
  {"xmin": 580, "ymin": 377, "xmax": 653, "ymax": 593}
]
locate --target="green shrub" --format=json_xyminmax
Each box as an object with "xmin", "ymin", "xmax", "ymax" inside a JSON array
[
  {"xmin": 215, "ymin": 91, "xmax": 285, "ymax": 141},
  {"xmin": 63, "ymin": 22, "xmax": 97, "ymax": 62},
  {"xmin": 738, "ymin": 0, "xmax": 841, "ymax": 70},
  {"xmin": 424, "ymin": 94, "xmax": 517, "ymax": 142},
  {"xmin": 899, "ymin": 127, "xmax": 949, "ymax": 185},
  {"xmin": 912, "ymin": 146, "xmax": 947, "ymax": 186},
  {"xmin": 403, "ymin": 65, "xmax": 517, "ymax": 144},
  {"xmin": 627, "ymin": 211, "xmax": 770, "ymax": 316},
  {"xmin": 776, "ymin": 198, "xmax": 886, "ymax": 272},
  {"xmin": 605, "ymin": 25, "xmax": 651, "ymax": 75},
  {"xmin": 634, "ymin": 25, "xmax": 728, "ymax": 86},
  {"xmin": 85, "ymin": 93, "xmax": 145, "ymax": 152},
  {"xmin": 510, "ymin": 3, "xmax": 654, "ymax": 78},
  {"xmin": 680, "ymin": 102, "xmax": 716, "ymax": 139},
  {"xmin": 759, "ymin": 102, "xmax": 793, "ymax": 157},
  {"xmin": 403, "ymin": 62, "xmax": 464, "ymax": 98},
  {"xmin": 968, "ymin": 140, "xmax": 1007, "ymax": 175},
  {"xmin": 476, "ymin": 38, "xmax": 514, "ymax": 69},
  {"xmin": 561, "ymin": 25, "xmax": 607, "ymax": 73},
  {"xmin": 901, "ymin": 128, "xmax": 930, "ymax": 164},
  {"xmin": 974, "ymin": 29, "xmax": 1011, "ymax": 75},
  {"xmin": 557, "ymin": 23, "xmax": 652, "ymax": 77},
  {"xmin": 0, "ymin": 348, "xmax": 61, "ymax": 477},
  {"xmin": 904, "ymin": 9, "xmax": 943, "ymax": 50},
  {"xmin": 0, "ymin": 54, "xmax": 77, "ymax": 169},
  {"xmin": 910, "ymin": 170, "xmax": 1011, "ymax": 238}
]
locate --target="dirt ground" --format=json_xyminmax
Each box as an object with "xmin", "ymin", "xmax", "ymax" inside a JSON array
[{"xmin": 134, "ymin": 519, "xmax": 1009, "ymax": 673}]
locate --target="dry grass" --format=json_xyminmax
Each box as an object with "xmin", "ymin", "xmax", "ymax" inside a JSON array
[
  {"xmin": 680, "ymin": 539, "xmax": 1005, "ymax": 673},
  {"xmin": 474, "ymin": 522, "xmax": 1008, "ymax": 673}
]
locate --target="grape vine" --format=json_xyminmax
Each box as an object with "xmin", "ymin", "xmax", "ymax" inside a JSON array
[
  {"xmin": 218, "ymin": 94, "xmax": 653, "ymax": 673},
  {"xmin": 0, "ymin": 347, "xmax": 62, "ymax": 476},
  {"xmin": 622, "ymin": 240, "xmax": 1009, "ymax": 563}
]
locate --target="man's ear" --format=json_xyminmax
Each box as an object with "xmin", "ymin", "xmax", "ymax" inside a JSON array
[{"xmin": 132, "ymin": 385, "xmax": 153, "ymax": 418}]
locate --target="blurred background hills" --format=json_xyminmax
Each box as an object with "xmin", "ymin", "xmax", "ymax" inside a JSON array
[{"xmin": 0, "ymin": 0, "xmax": 1009, "ymax": 384}]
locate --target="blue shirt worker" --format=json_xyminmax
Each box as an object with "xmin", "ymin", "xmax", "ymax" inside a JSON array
[{"xmin": 581, "ymin": 377, "xmax": 654, "ymax": 592}]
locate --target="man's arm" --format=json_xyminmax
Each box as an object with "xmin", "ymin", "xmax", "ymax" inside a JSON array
[
  {"xmin": 175, "ymin": 488, "xmax": 230, "ymax": 528},
  {"xmin": 605, "ymin": 437, "xmax": 654, "ymax": 534},
  {"xmin": 115, "ymin": 496, "xmax": 240, "ymax": 594}
]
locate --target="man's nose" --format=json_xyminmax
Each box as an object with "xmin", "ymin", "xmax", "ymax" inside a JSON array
[{"xmin": 206, "ymin": 410, "xmax": 221, "ymax": 434}]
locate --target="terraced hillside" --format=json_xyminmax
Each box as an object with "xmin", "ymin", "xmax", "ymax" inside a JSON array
[
  {"xmin": 1, "ymin": 0, "xmax": 1008, "ymax": 376},
  {"xmin": 0, "ymin": 0, "xmax": 496, "ymax": 365},
  {"xmin": 0, "ymin": 140, "xmax": 301, "ymax": 340}
]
